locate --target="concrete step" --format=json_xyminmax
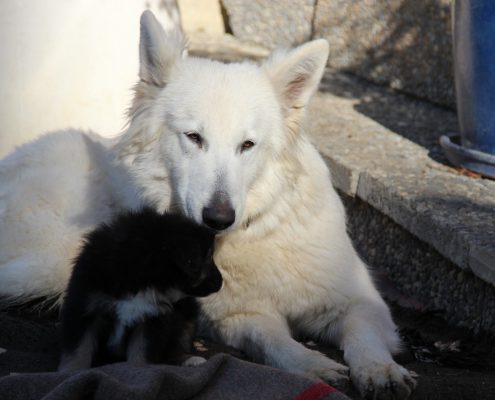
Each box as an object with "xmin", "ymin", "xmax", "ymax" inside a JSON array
[
  {"xmin": 308, "ymin": 72, "xmax": 495, "ymax": 333},
  {"xmin": 189, "ymin": 33, "xmax": 495, "ymax": 333},
  {"xmin": 309, "ymin": 72, "xmax": 495, "ymax": 287}
]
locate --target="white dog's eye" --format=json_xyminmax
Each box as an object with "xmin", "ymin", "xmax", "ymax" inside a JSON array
[
  {"xmin": 184, "ymin": 131, "xmax": 203, "ymax": 149},
  {"xmin": 241, "ymin": 140, "xmax": 255, "ymax": 153}
]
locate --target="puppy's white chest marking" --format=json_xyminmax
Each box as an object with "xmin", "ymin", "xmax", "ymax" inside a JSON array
[
  {"xmin": 109, "ymin": 288, "xmax": 184, "ymax": 347},
  {"xmin": 115, "ymin": 289, "xmax": 165, "ymax": 326}
]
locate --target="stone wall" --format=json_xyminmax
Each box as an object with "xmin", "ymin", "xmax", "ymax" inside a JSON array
[
  {"xmin": 222, "ymin": 0, "xmax": 316, "ymax": 48},
  {"xmin": 221, "ymin": 0, "xmax": 455, "ymax": 108},
  {"xmin": 342, "ymin": 193, "xmax": 495, "ymax": 334}
]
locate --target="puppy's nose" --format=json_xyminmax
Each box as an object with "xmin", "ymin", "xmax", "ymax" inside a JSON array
[{"xmin": 202, "ymin": 192, "xmax": 235, "ymax": 231}]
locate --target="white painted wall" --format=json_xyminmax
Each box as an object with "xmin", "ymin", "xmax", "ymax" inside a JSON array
[{"xmin": 0, "ymin": 0, "xmax": 180, "ymax": 158}]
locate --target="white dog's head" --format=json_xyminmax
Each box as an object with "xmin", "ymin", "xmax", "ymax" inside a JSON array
[{"xmin": 119, "ymin": 11, "xmax": 329, "ymax": 232}]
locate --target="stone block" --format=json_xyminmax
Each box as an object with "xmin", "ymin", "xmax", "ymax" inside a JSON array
[
  {"xmin": 343, "ymin": 193, "xmax": 495, "ymax": 334},
  {"xmin": 313, "ymin": 0, "xmax": 455, "ymax": 107},
  {"xmin": 307, "ymin": 71, "xmax": 495, "ymax": 287},
  {"xmin": 221, "ymin": 0, "xmax": 315, "ymax": 48}
]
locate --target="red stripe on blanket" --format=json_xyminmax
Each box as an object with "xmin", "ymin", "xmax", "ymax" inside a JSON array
[{"xmin": 294, "ymin": 383, "xmax": 337, "ymax": 400}]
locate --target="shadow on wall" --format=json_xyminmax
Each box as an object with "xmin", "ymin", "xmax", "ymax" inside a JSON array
[{"xmin": 315, "ymin": 0, "xmax": 454, "ymax": 108}]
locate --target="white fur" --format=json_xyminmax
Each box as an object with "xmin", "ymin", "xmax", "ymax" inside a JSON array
[
  {"xmin": 182, "ymin": 356, "xmax": 207, "ymax": 367},
  {"xmin": 115, "ymin": 288, "xmax": 183, "ymax": 327},
  {"xmin": 0, "ymin": 11, "xmax": 416, "ymax": 398},
  {"xmin": 110, "ymin": 288, "xmax": 181, "ymax": 347}
]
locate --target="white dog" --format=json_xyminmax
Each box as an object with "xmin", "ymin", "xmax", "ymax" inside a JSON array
[{"xmin": 0, "ymin": 11, "xmax": 416, "ymax": 398}]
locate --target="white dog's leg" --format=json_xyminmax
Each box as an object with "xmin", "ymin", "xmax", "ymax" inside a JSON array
[
  {"xmin": 339, "ymin": 301, "xmax": 417, "ymax": 399},
  {"xmin": 216, "ymin": 313, "xmax": 349, "ymax": 387}
]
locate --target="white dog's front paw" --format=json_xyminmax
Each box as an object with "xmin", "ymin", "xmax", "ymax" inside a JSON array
[
  {"xmin": 351, "ymin": 361, "xmax": 417, "ymax": 400},
  {"xmin": 304, "ymin": 353, "xmax": 350, "ymax": 389},
  {"xmin": 182, "ymin": 356, "xmax": 207, "ymax": 366}
]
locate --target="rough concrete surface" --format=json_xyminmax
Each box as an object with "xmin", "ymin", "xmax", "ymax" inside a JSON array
[
  {"xmin": 188, "ymin": 31, "xmax": 269, "ymax": 61},
  {"xmin": 220, "ymin": 0, "xmax": 455, "ymax": 107},
  {"xmin": 308, "ymin": 72, "xmax": 495, "ymax": 288},
  {"xmin": 313, "ymin": 0, "xmax": 454, "ymax": 107},
  {"xmin": 343, "ymin": 194, "xmax": 495, "ymax": 333},
  {"xmin": 222, "ymin": 0, "xmax": 315, "ymax": 48}
]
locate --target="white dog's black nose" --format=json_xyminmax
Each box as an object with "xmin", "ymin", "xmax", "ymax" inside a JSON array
[{"xmin": 202, "ymin": 192, "xmax": 235, "ymax": 231}]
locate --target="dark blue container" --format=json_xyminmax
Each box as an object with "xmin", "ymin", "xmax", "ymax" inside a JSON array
[{"xmin": 441, "ymin": 0, "xmax": 495, "ymax": 178}]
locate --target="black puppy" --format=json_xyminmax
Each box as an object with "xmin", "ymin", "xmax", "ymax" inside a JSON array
[{"xmin": 58, "ymin": 207, "xmax": 222, "ymax": 371}]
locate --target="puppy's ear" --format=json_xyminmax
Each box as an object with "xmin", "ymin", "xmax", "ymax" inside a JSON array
[
  {"xmin": 264, "ymin": 40, "xmax": 329, "ymax": 135},
  {"xmin": 139, "ymin": 10, "xmax": 188, "ymax": 87}
]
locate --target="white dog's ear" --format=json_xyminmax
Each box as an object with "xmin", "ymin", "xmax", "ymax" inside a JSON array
[
  {"xmin": 264, "ymin": 39, "xmax": 329, "ymax": 113},
  {"xmin": 139, "ymin": 10, "xmax": 188, "ymax": 87}
]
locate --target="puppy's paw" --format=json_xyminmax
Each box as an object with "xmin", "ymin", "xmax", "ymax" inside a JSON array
[
  {"xmin": 182, "ymin": 356, "xmax": 207, "ymax": 367},
  {"xmin": 351, "ymin": 361, "xmax": 417, "ymax": 400},
  {"xmin": 304, "ymin": 353, "xmax": 350, "ymax": 390}
]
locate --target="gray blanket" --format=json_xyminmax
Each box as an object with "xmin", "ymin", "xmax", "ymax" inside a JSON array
[
  {"xmin": 0, "ymin": 310, "xmax": 350, "ymax": 399},
  {"xmin": 0, "ymin": 354, "xmax": 349, "ymax": 400}
]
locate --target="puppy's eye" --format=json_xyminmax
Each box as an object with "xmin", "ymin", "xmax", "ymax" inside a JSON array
[
  {"xmin": 184, "ymin": 131, "xmax": 203, "ymax": 148},
  {"xmin": 241, "ymin": 140, "xmax": 255, "ymax": 153}
]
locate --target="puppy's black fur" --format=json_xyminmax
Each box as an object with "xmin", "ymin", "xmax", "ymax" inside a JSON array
[{"xmin": 58, "ymin": 207, "xmax": 222, "ymax": 371}]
